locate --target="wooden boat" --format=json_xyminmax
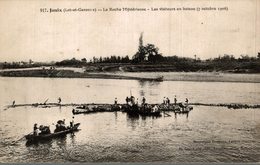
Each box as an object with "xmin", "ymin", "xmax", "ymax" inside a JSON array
[
  {"xmin": 70, "ymin": 102, "xmax": 192, "ymax": 116},
  {"xmin": 72, "ymin": 106, "xmax": 96, "ymax": 115},
  {"xmin": 72, "ymin": 104, "xmax": 121, "ymax": 115},
  {"xmin": 122, "ymin": 104, "xmax": 161, "ymax": 117},
  {"xmin": 25, "ymin": 123, "xmax": 80, "ymax": 142},
  {"xmin": 154, "ymin": 76, "xmax": 164, "ymax": 82},
  {"xmin": 140, "ymin": 76, "xmax": 164, "ymax": 82}
]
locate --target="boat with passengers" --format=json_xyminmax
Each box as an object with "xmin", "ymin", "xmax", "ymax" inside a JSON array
[{"xmin": 25, "ymin": 120, "xmax": 80, "ymax": 142}]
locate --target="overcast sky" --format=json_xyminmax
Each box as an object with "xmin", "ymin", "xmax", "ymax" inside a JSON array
[{"xmin": 0, "ymin": 0, "xmax": 259, "ymax": 62}]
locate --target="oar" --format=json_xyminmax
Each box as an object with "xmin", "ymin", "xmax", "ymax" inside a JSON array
[
  {"xmin": 10, "ymin": 133, "xmax": 31, "ymax": 145},
  {"xmin": 164, "ymin": 112, "xmax": 171, "ymax": 117},
  {"xmin": 44, "ymin": 98, "xmax": 49, "ymax": 104},
  {"xmin": 3, "ymin": 106, "xmax": 9, "ymax": 111}
]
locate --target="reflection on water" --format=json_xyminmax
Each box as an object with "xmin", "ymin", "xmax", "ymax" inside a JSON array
[
  {"xmin": 0, "ymin": 77, "xmax": 260, "ymax": 162},
  {"xmin": 0, "ymin": 77, "xmax": 260, "ymax": 105},
  {"xmin": 0, "ymin": 107, "xmax": 260, "ymax": 163},
  {"xmin": 126, "ymin": 113, "xmax": 140, "ymax": 130},
  {"xmin": 173, "ymin": 112, "xmax": 189, "ymax": 119}
]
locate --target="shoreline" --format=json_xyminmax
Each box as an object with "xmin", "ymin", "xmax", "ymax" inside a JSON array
[{"xmin": 0, "ymin": 68, "xmax": 260, "ymax": 83}]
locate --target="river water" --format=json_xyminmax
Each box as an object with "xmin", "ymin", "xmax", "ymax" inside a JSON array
[{"xmin": 0, "ymin": 77, "xmax": 260, "ymax": 163}]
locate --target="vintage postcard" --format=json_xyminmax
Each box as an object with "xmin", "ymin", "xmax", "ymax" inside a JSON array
[{"xmin": 0, "ymin": 0, "xmax": 259, "ymax": 163}]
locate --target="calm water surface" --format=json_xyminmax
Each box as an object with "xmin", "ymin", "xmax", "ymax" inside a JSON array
[{"xmin": 0, "ymin": 77, "xmax": 260, "ymax": 163}]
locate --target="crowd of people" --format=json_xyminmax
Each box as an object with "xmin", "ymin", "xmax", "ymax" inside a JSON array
[
  {"xmin": 113, "ymin": 95, "xmax": 190, "ymax": 113},
  {"xmin": 114, "ymin": 95, "xmax": 189, "ymax": 107}
]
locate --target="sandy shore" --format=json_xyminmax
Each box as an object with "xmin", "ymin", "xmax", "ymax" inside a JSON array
[
  {"xmin": 0, "ymin": 68, "xmax": 260, "ymax": 83},
  {"xmin": 91, "ymin": 72, "xmax": 260, "ymax": 83}
]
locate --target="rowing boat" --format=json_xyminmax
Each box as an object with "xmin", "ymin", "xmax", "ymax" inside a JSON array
[
  {"xmin": 25, "ymin": 123, "xmax": 80, "ymax": 142},
  {"xmin": 72, "ymin": 104, "xmax": 121, "ymax": 115},
  {"xmin": 122, "ymin": 104, "xmax": 161, "ymax": 117}
]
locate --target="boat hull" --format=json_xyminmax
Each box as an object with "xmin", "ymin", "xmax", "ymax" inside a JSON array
[
  {"xmin": 122, "ymin": 105, "xmax": 162, "ymax": 117},
  {"xmin": 25, "ymin": 123, "xmax": 80, "ymax": 142},
  {"xmin": 72, "ymin": 105, "xmax": 121, "ymax": 115}
]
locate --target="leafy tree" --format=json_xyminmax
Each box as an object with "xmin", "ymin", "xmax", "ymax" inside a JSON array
[
  {"xmin": 132, "ymin": 32, "xmax": 146, "ymax": 62},
  {"xmin": 132, "ymin": 33, "xmax": 163, "ymax": 63},
  {"xmin": 145, "ymin": 44, "xmax": 163, "ymax": 62}
]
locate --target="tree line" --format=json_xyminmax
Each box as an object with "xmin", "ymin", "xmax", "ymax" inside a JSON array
[{"xmin": 1, "ymin": 32, "xmax": 260, "ymax": 71}]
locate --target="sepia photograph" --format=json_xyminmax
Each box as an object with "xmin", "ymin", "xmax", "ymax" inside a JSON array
[{"xmin": 0, "ymin": 0, "xmax": 259, "ymax": 163}]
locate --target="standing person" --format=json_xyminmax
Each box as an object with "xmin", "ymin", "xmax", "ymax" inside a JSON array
[
  {"xmin": 12, "ymin": 100, "xmax": 15, "ymax": 107},
  {"xmin": 136, "ymin": 98, "xmax": 139, "ymax": 105},
  {"xmin": 58, "ymin": 97, "xmax": 61, "ymax": 104},
  {"xmin": 185, "ymin": 98, "xmax": 189, "ymax": 105},
  {"xmin": 166, "ymin": 97, "xmax": 170, "ymax": 105},
  {"xmin": 163, "ymin": 97, "xmax": 166, "ymax": 104},
  {"xmin": 33, "ymin": 123, "xmax": 39, "ymax": 135},
  {"xmin": 70, "ymin": 116, "xmax": 74, "ymax": 128},
  {"xmin": 142, "ymin": 97, "xmax": 146, "ymax": 105},
  {"xmin": 114, "ymin": 98, "xmax": 118, "ymax": 105},
  {"xmin": 174, "ymin": 96, "xmax": 177, "ymax": 105},
  {"xmin": 125, "ymin": 96, "xmax": 129, "ymax": 105},
  {"xmin": 130, "ymin": 96, "xmax": 135, "ymax": 106}
]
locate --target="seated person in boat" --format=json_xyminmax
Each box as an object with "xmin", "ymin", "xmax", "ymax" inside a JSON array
[
  {"xmin": 130, "ymin": 96, "xmax": 135, "ymax": 106},
  {"xmin": 152, "ymin": 105, "xmax": 159, "ymax": 112},
  {"xmin": 33, "ymin": 123, "xmax": 40, "ymax": 135},
  {"xmin": 55, "ymin": 119, "xmax": 67, "ymax": 132},
  {"xmin": 142, "ymin": 102, "xmax": 148, "ymax": 108},
  {"xmin": 39, "ymin": 125, "xmax": 51, "ymax": 135},
  {"xmin": 143, "ymin": 103, "xmax": 152, "ymax": 111},
  {"xmin": 70, "ymin": 117, "xmax": 74, "ymax": 128}
]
